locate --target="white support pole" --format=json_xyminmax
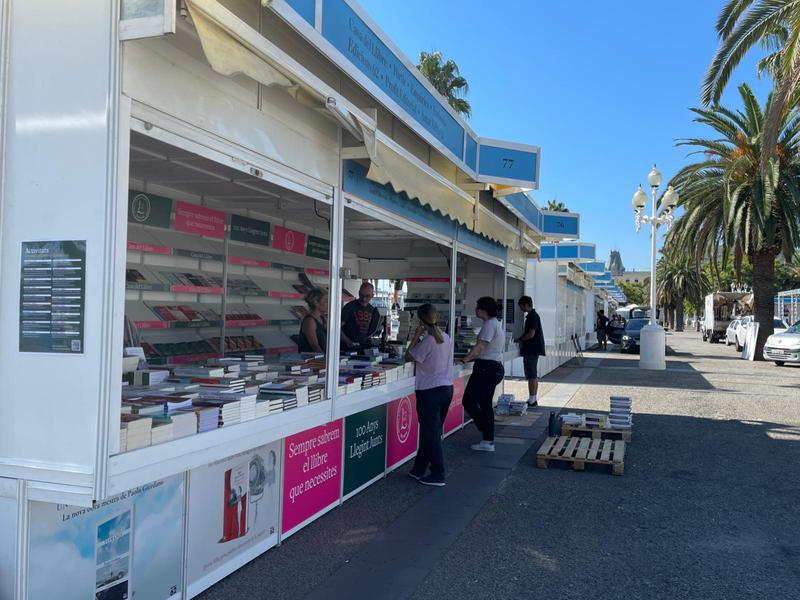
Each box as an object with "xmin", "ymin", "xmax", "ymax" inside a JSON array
[{"xmin": 326, "ymin": 129, "xmax": 345, "ymax": 421}]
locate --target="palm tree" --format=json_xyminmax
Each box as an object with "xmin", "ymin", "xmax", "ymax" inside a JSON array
[
  {"xmin": 656, "ymin": 252, "xmax": 711, "ymax": 332},
  {"xmin": 703, "ymin": 1, "xmax": 800, "ymax": 170},
  {"xmin": 417, "ymin": 51, "xmax": 471, "ymax": 117},
  {"xmin": 546, "ymin": 200, "xmax": 569, "ymax": 212},
  {"xmin": 669, "ymin": 83, "xmax": 800, "ymax": 357}
]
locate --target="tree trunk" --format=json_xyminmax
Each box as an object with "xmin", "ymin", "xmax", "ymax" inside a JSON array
[
  {"xmin": 750, "ymin": 249, "xmax": 777, "ymax": 361},
  {"xmin": 676, "ymin": 297, "xmax": 685, "ymax": 332}
]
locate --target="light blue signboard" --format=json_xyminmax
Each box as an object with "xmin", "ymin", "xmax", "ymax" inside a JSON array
[
  {"xmin": 322, "ymin": 0, "xmax": 465, "ymax": 159},
  {"xmin": 285, "ymin": 0, "xmax": 315, "ymax": 26},
  {"xmin": 502, "ymin": 192, "xmax": 542, "ymax": 234},
  {"xmin": 542, "ymin": 213, "xmax": 579, "ymax": 237},
  {"xmin": 465, "ymin": 135, "xmax": 478, "ymax": 172},
  {"xmin": 477, "ymin": 143, "xmax": 539, "ymax": 186},
  {"xmin": 342, "ymin": 161, "xmax": 506, "ymax": 260}
]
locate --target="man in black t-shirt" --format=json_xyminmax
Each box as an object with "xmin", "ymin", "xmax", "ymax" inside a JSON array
[
  {"xmin": 596, "ymin": 309, "xmax": 610, "ymax": 350},
  {"xmin": 341, "ymin": 282, "xmax": 381, "ymax": 348},
  {"xmin": 515, "ymin": 296, "xmax": 546, "ymax": 407}
]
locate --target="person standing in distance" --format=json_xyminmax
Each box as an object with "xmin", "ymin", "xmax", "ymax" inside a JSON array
[
  {"xmin": 341, "ymin": 282, "xmax": 381, "ymax": 348},
  {"xmin": 404, "ymin": 304, "xmax": 454, "ymax": 487},
  {"xmin": 459, "ymin": 297, "xmax": 505, "ymax": 452},
  {"xmin": 596, "ymin": 309, "xmax": 610, "ymax": 350},
  {"xmin": 514, "ymin": 296, "xmax": 546, "ymax": 407}
]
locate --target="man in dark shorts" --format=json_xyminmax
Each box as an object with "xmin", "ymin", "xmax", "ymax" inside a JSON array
[
  {"xmin": 515, "ymin": 296, "xmax": 546, "ymax": 407},
  {"xmin": 341, "ymin": 282, "xmax": 381, "ymax": 348}
]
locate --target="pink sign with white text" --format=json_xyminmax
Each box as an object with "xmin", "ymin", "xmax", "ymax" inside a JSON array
[
  {"xmin": 444, "ymin": 377, "xmax": 465, "ymax": 435},
  {"xmin": 281, "ymin": 420, "xmax": 343, "ymax": 534},
  {"xmin": 272, "ymin": 225, "xmax": 306, "ymax": 255},
  {"xmin": 174, "ymin": 201, "xmax": 226, "ymax": 239},
  {"xmin": 386, "ymin": 393, "xmax": 419, "ymax": 469}
]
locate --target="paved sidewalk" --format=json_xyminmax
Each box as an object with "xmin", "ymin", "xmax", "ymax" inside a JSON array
[{"xmin": 200, "ymin": 332, "xmax": 800, "ymax": 600}]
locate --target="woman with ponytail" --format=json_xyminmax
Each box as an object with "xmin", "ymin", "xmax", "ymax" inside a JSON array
[{"xmin": 404, "ymin": 303, "xmax": 454, "ymax": 487}]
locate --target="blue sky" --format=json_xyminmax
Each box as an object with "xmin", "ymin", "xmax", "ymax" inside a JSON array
[{"xmin": 359, "ymin": 0, "xmax": 773, "ymax": 271}]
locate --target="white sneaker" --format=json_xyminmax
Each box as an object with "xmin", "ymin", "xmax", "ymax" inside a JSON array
[{"xmin": 471, "ymin": 441, "xmax": 495, "ymax": 452}]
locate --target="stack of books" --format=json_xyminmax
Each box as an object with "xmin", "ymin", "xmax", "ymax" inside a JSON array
[
  {"xmin": 584, "ymin": 413, "xmax": 606, "ymax": 429},
  {"xmin": 560, "ymin": 413, "xmax": 582, "ymax": 426},
  {"xmin": 170, "ymin": 411, "xmax": 199, "ymax": 438},
  {"xmin": 608, "ymin": 396, "xmax": 632, "ymax": 429},
  {"xmin": 495, "ymin": 394, "xmax": 513, "ymax": 415},
  {"xmin": 150, "ymin": 416, "xmax": 174, "ymax": 445},
  {"xmin": 308, "ymin": 384, "xmax": 324, "ymax": 403},
  {"xmin": 121, "ymin": 414, "xmax": 152, "ymax": 451},
  {"xmin": 508, "ymin": 396, "xmax": 528, "ymax": 416},
  {"xmin": 194, "ymin": 398, "xmax": 241, "ymax": 427}
]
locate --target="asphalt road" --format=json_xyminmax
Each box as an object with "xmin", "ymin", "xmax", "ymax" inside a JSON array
[{"xmin": 199, "ymin": 332, "xmax": 800, "ymax": 600}]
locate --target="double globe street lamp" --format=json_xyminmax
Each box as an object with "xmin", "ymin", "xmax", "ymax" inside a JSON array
[{"xmin": 631, "ymin": 165, "xmax": 679, "ymax": 370}]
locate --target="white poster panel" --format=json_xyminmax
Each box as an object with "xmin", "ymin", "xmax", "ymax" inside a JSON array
[
  {"xmin": 28, "ymin": 474, "xmax": 185, "ymax": 600},
  {"xmin": 187, "ymin": 442, "xmax": 281, "ymax": 597}
]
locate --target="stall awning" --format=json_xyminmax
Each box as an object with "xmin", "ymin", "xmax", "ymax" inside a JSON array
[{"xmin": 364, "ymin": 133, "xmax": 476, "ymax": 229}]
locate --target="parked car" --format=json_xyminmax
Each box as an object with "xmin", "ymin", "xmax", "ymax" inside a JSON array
[
  {"xmin": 620, "ymin": 318, "xmax": 649, "ymax": 353},
  {"xmin": 763, "ymin": 320, "xmax": 800, "ymax": 365},
  {"xmin": 725, "ymin": 318, "xmax": 742, "ymax": 347},
  {"xmin": 607, "ymin": 324, "xmax": 625, "ymax": 345},
  {"xmin": 774, "ymin": 318, "xmax": 789, "ymax": 335}
]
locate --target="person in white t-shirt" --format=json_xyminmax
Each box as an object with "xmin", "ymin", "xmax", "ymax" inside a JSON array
[{"xmin": 458, "ymin": 296, "xmax": 505, "ymax": 452}]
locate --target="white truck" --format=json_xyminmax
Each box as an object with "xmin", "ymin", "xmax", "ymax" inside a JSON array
[{"xmin": 703, "ymin": 292, "xmax": 750, "ymax": 343}]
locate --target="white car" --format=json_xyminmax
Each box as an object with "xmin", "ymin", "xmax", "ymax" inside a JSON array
[
  {"xmin": 774, "ymin": 318, "xmax": 789, "ymax": 335},
  {"xmin": 725, "ymin": 318, "xmax": 742, "ymax": 347},
  {"xmin": 763, "ymin": 320, "xmax": 800, "ymax": 365}
]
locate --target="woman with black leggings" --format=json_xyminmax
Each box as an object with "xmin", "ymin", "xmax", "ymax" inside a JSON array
[{"xmin": 459, "ymin": 297, "xmax": 505, "ymax": 452}]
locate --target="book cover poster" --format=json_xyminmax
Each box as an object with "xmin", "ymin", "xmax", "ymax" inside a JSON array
[
  {"xmin": 444, "ymin": 376, "xmax": 466, "ymax": 435},
  {"xmin": 27, "ymin": 474, "xmax": 185, "ymax": 600},
  {"xmin": 187, "ymin": 442, "xmax": 281, "ymax": 595}
]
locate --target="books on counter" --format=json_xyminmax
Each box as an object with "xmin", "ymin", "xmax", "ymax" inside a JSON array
[{"xmin": 121, "ymin": 414, "xmax": 152, "ymax": 451}]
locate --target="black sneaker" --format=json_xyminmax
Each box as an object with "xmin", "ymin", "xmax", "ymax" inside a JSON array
[
  {"xmin": 408, "ymin": 471, "xmax": 424, "ymax": 481},
  {"xmin": 418, "ymin": 475, "xmax": 445, "ymax": 487},
  {"xmin": 527, "ymin": 400, "xmax": 538, "ymax": 407}
]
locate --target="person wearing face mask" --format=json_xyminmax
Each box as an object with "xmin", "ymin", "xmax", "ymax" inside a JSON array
[
  {"xmin": 405, "ymin": 304, "xmax": 454, "ymax": 486},
  {"xmin": 459, "ymin": 296, "xmax": 505, "ymax": 452},
  {"xmin": 341, "ymin": 282, "xmax": 381, "ymax": 349}
]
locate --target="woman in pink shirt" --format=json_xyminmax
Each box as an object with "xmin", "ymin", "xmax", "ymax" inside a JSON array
[{"xmin": 405, "ymin": 304, "xmax": 454, "ymax": 487}]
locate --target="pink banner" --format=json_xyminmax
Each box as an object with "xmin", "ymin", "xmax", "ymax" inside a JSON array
[
  {"xmin": 167, "ymin": 353, "xmax": 222, "ymax": 365},
  {"xmin": 304, "ymin": 268, "xmax": 330, "ymax": 276},
  {"xmin": 127, "ymin": 241, "xmax": 171, "ymax": 255},
  {"xmin": 170, "ymin": 285, "xmax": 225, "ymax": 295},
  {"xmin": 282, "ymin": 420, "xmax": 343, "ymax": 534},
  {"xmin": 268, "ymin": 291, "xmax": 303, "ymax": 299},
  {"xmin": 272, "ymin": 225, "xmax": 306, "ymax": 255},
  {"xmin": 444, "ymin": 377, "xmax": 465, "ymax": 435},
  {"xmin": 134, "ymin": 320, "xmax": 169, "ymax": 330},
  {"xmin": 174, "ymin": 201, "xmax": 226, "ymax": 239},
  {"xmin": 386, "ymin": 393, "xmax": 419, "ymax": 469},
  {"xmin": 228, "ymin": 256, "xmax": 270, "ymax": 268},
  {"xmin": 225, "ymin": 319, "xmax": 267, "ymax": 328},
  {"xmin": 268, "ymin": 346, "xmax": 297, "ymax": 355}
]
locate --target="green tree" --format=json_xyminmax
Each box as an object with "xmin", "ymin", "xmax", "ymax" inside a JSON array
[
  {"xmin": 669, "ymin": 83, "xmax": 800, "ymax": 357},
  {"xmin": 703, "ymin": 1, "xmax": 800, "ymax": 171},
  {"xmin": 656, "ymin": 252, "xmax": 711, "ymax": 332},
  {"xmin": 546, "ymin": 200, "xmax": 569, "ymax": 212},
  {"xmin": 618, "ymin": 280, "xmax": 646, "ymax": 305},
  {"xmin": 417, "ymin": 51, "xmax": 471, "ymax": 118}
]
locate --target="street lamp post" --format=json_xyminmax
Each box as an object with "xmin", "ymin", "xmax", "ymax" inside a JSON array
[{"xmin": 632, "ymin": 165, "xmax": 679, "ymax": 370}]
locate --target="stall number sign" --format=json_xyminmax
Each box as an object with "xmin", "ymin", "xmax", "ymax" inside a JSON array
[{"xmin": 19, "ymin": 240, "xmax": 86, "ymax": 353}]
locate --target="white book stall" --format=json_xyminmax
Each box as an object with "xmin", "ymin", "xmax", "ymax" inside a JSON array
[{"xmin": 0, "ymin": 1, "xmax": 574, "ymax": 598}]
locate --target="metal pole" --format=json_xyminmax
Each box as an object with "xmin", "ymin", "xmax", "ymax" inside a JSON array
[{"xmin": 650, "ymin": 185, "xmax": 658, "ymax": 325}]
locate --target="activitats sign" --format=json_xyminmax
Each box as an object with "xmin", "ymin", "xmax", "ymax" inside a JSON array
[
  {"xmin": 282, "ymin": 420, "xmax": 343, "ymax": 536},
  {"xmin": 386, "ymin": 393, "xmax": 418, "ymax": 470},
  {"xmin": 343, "ymin": 405, "xmax": 387, "ymax": 497}
]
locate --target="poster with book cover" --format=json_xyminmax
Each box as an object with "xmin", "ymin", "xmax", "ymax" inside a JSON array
[
  {"xmin": 186, "ymin": 442, "xmax": 281, "ymax": 596},
  {"xmin": 27, "ymin": 474, "xmax": 185, "ymax": 600}
]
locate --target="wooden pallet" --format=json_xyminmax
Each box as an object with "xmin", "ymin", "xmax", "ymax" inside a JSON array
[
  {"xmin": 536, "ymin": 436, "xmax": 625, "ymax": 475},
  {"xmin": 561, "ymin": 423, "xmax": 632, "ymax": 442}
]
